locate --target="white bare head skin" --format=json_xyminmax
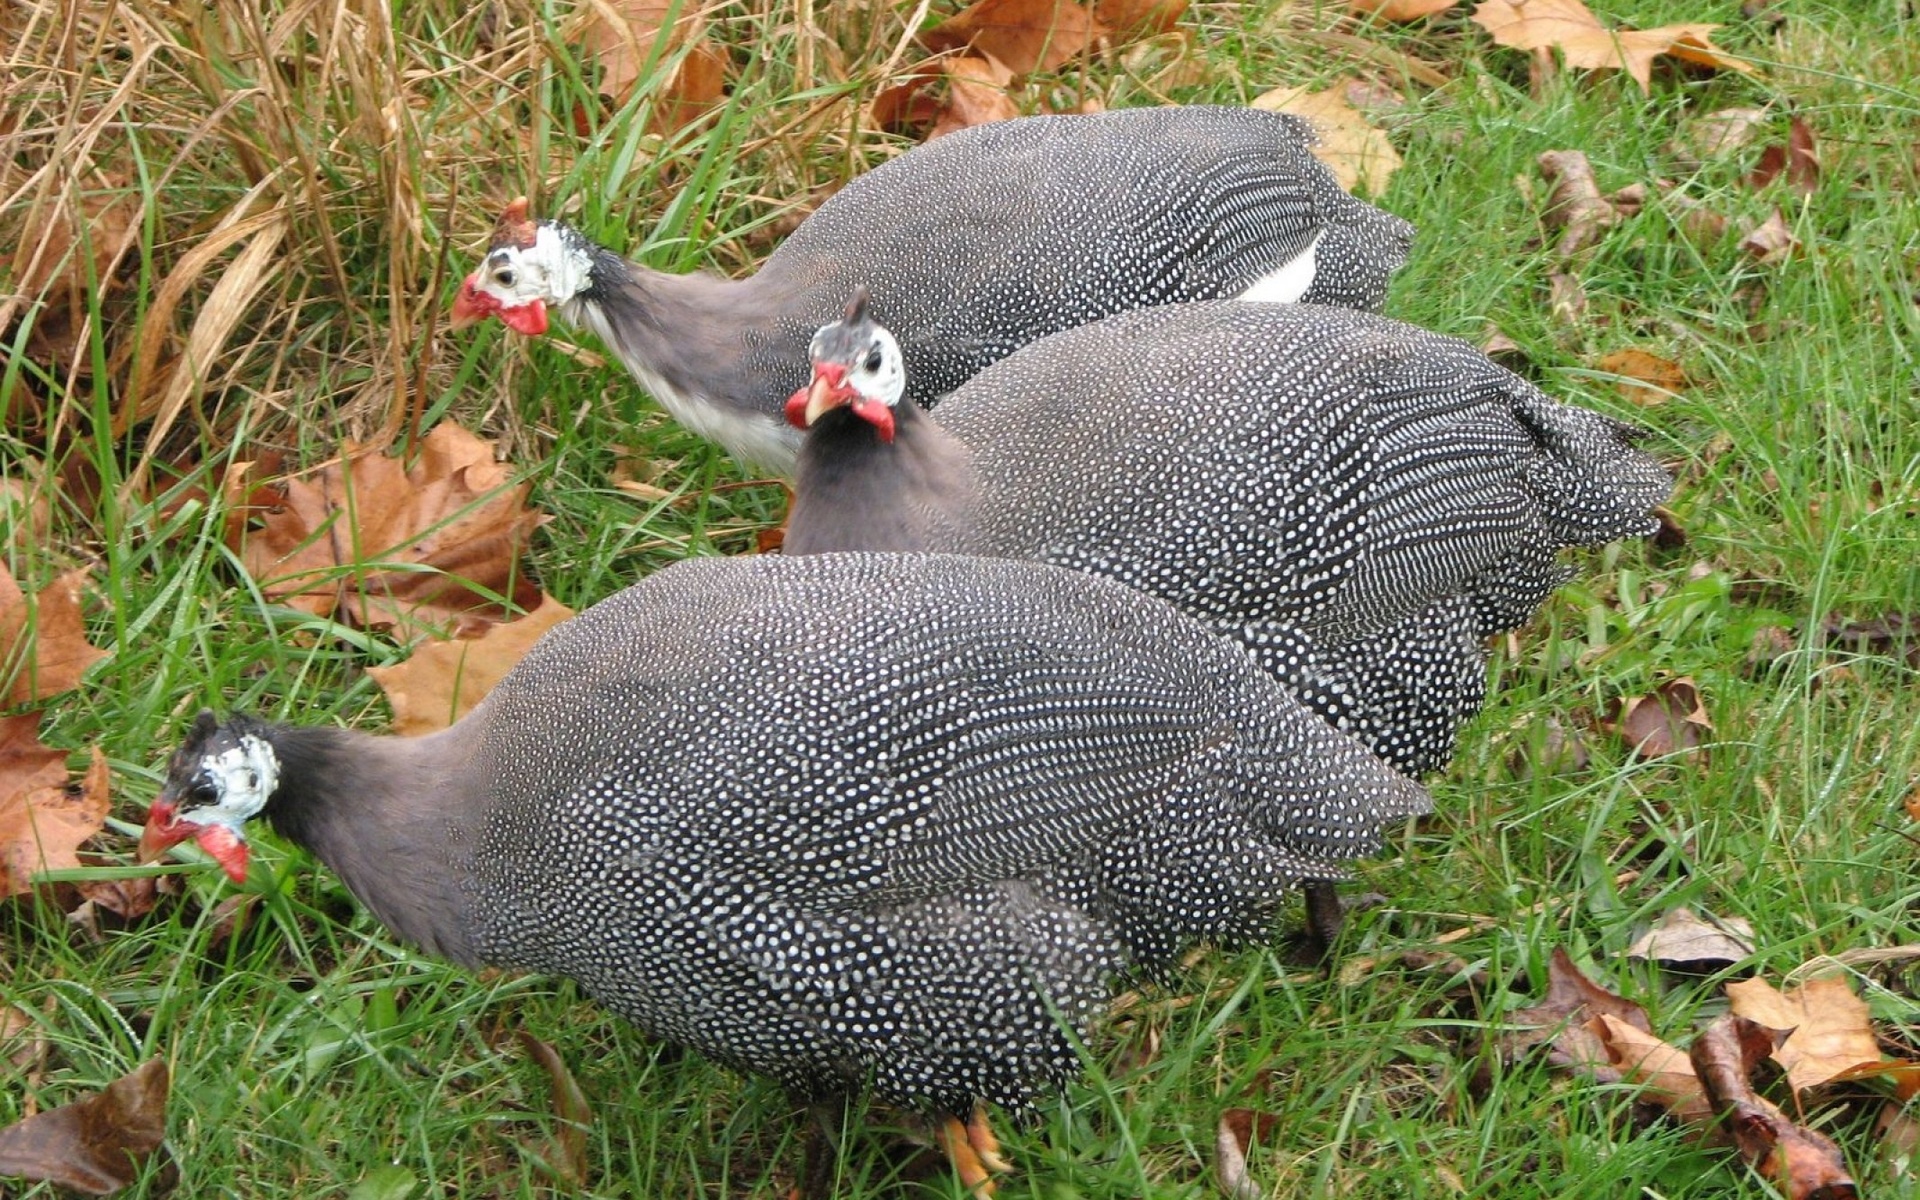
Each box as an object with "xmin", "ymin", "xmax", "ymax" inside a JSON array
[
  {"xmin": 177, "ymin": 734, "xmax": 281, "ymax": 837},
  {"xmin": 468, "ymin": 225, "xmax": 596, "ymax": 310},
  {"xmin": 809, "ymin": 311, "xmax": 907, "ymax": 409}
]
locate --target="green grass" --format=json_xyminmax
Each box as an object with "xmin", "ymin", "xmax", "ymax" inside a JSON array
[{"xmin": 5, "ymin": 0, "xmax": 1920, "ymax": 1195}]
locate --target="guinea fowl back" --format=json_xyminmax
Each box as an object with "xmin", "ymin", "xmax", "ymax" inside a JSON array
[
  {"xmin": 450, "ymin": 552, "xmax": 1426, "ymax": 1107},
  {"xmin": 756, "ymin": 108, "xmax": 1413, "ymax": 409}
]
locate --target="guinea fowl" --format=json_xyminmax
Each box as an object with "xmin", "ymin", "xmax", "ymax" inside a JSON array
[
  {"xmin": 447, "ymin": 105, "xmax": 1415, "ymax": 471},
  {"xmin": 785, "ymin": 298, "xmax": 1673, "ymax": 936},
  {"xmin": 139, "ymin": 552, "xmax": 1427, "ymax": 1192}
]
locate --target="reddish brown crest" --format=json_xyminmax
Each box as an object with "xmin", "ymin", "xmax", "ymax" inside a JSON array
[{"xmin": 491, "ymin": 197, "xmax": 538, "ymax": 250}]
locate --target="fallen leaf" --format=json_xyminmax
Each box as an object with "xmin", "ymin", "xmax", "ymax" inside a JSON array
[
  {"xmin": 1691, "ymin": 1015, "xmax": 1858, "ymax": 1199},
  {"xmin": 1591, "ymin": 1012, "xmax": 1714, "ymax": 1122},
  {"xmin": 1216, "ymin": 1108, "xmax": 1280, "ymax": 1200},
  {"xmin": 0, "ymin": 173, "xmax": 140, "ymax": 390},
  {"xmin": 1470, "ymin": 0, "xmax": 1757, "ymax": 93},
  {"xmin": 1739, "ymin": 208, "xmax": 1799, "ymax": 263},
  {"xmin": 579, "ymin": 0, "xmax": 727, "ymax": 132},
  {"xmin": 922, "ymin": 0, "xmax": 1107, "ymax": 76},
  {"xmin": 1663, "ymin": 193, "xmax": 1732, "ymax": 247},
  {"xmin": 0, "ymin": 1058, "xmax": 170, "ymax": 1195},
  {"xmin": 1613, "ymin": 677, "xmax": 1711, "ymax": 758},
  {"xmin": 0, "ymin": 720, "xmax": 107, "ymax": 900},
  {"xmin": 1746, "ymin": 116, "xmax": 1819, "ymax": 196},
  {"xmin": 1745, "ymin": 625, "xmax": 1797, "ymax": 675},
  {"xmin": 872, "ymin": 56, "xmax": 1023, "ymax": 139},
  {"xmin": 1251, "ymin": 83, "xmax": 1402, "ymax": 195},
  {"xmin": 0, "ymin": 1004, "xmax": 42, "ymax": 1073},
  {"xmin": 0, "ymin": 563, "xmax": 109, "ymax": 705},
  {"xmin": 232, "ymin": 422, "xmax": 546, "ymax": 639},
  {"xmin": 1819, "ymin": 612, "xmax": 1919, "ymax": 669},
  {"xmin": 1502, "ymin": 946, "xmax": 1652, "ymax": 1071},
  {"xmin": 1480, "ymin": 323, "xmax": 1527, "ymax": 367},
  {"xmin": 1507, "ymin": 715, "xmax": 1590, "ymax": 778},
  {"xmin": 1595, "ymin": 348, "xmax": 1687, "ymax": 406},
  {"xmin": 1547, "ymin": 271, "xmax": 1587, "ymax": 325},
  {"xmin": 1626, "ymin": 907, "xmax": 1756, "ymax": 971},
  {"xmin": 1671, "ymin": 107, "xmax": 1770, "ymax": 167},
  {"xmin": 368, "ymin": 593, "xmax": 575, "ymax": 735},
  {"xmin": 1907, "ymin": 785, "xmax": 1920, "ymax": 823},
  {"xmin": 1349, "ymin": 0, "xmax": 1457, "ymax": 19},
  {"xmin": 0, "ymin": 460, "xmax": 52, "ymax": 555},
  {"xmin": 517, "ymin": 1033, "xmax": 592, "ymax": 1188},
  {"xmin": 1726, "ymin": 977, "xmax": 1888, "ymax": 1095},
  {"xmin": 1537, "ymin": 150, "xmax": 1621, "ymax": 259},
  {"xmin": 1093, "ymin": 0, "xmax": 1187, "ymax": 36}
]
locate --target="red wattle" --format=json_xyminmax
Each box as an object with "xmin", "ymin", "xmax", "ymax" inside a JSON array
[{"xmin": 499, "ymin": 299, "xmax": 548, "ymax": 336}]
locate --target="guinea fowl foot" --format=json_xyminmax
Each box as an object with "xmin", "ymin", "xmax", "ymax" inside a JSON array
[
  {"xmin": 937, "ymin": 1106, "xmax": 1007, "ymax": 1196},
  {"xmin": 1304, "ymin": 880, "xmax": 1346, "ymax": 958}
]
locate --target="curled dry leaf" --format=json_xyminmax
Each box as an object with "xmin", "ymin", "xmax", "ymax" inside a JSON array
[
  {"xmin": 1626, "ymin": 907, "xmax": 1756, "ymax": 972},
  {"xmin": 1215, "ymin": 1108, "xmax": 1280, "ymax": 1200},
  {"xmin": 0, "ymin": 718, "xmax": 108, "ymax": 900},
  {"xmin": 1591, "ymin": 1012, "xmax": 1715, "ymax": 1122},
  {"xmin": 1500, "ymin": 946, "xmax": 1651, "ymax": 1072},
  {"xmin": 872, "ymin": 56, "xmax": 1022, "ymax": 140},
  {"xmin": 1349, "ymin": 0, "xmax": 1457, "ymax": 20},
  {"xmin": 517, "ymin": 1032, "xmax": 593, "ymax": 1188},
  {"xmin": 1612, "ymin": 676, "xmax": 1712, "ymax": 759},
  {"xmin": 1691, "ymin": 1015, "xmax": 1859, "ymax": 1200},
  {"xmin": 1594, "ymin": 348, "xmax": 1687, "ymax": 406},
  {"xmin": 1671, "ymin": 107, "xmax": 1770, "ymax": 167},
  {"xmin": 233, "ymin": 422, "xmax": 545, "ymax": 639},
  {"xmin": 578, "ymin": 0, "xmax": 727, "ymax": 133},
  {"xmin": 1819, "ymin": 611, "xmax": 1920, "ymax": 669},
  {"xmin": 1746, "ymin": 117, "xmax": 1820, "ymax": 197},
  {"xmin": 0, "ymin": 1057, "xmax": 170, "ymax": 1196},
  {"xmin": 1470, "ymin": 0, "xmax": 1757, "ymax": 93},
  {"xmin": 0, "ymin": 562, "xmax": 109, "ymax": 705},
  {"xmin": 1507, "ymin": 715, "xmax": 1590, "ymax": 778},
  {"xmin": 1094, "ymin": 0, "xmax": 1188, "ymax": 38},
  {"xmin": 921, "ymin": 0, "xmax": 1107, "ymax": 76},
  {"xmin": 1725, "ymin": 976, "xmax": 1908, "ymax": 1096},
  {"xmin": 1739, "ymin": 209, "xmax": 1799, "ymax": 263},
  {"xmin": 1536, "ymin": 150, "xmax": 1621, "ymax": 260},
  {"xmin": 1251, "ymin": 82, "xmax": 1401, "ymax": 195},
  {"xmin": 368, "ymin": 593, "xmax": 575, "ymax": 736}
]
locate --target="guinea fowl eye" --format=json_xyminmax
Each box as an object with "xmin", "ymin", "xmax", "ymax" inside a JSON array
[
  {"xmin": 187, "ymin": 781, "xmax": 219, "ymax": 806},
  {"xmin": 493, "ymin": 267, "xmax": 517, "ymax": 288},
  {"xmin": 863, "ymin": 348, "xmax": 884, "ymax": 372}
]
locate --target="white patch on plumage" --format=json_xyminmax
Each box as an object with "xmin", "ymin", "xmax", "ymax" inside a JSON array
[
  {"xmin": 569, "ymin": 300, "xmax": 803, "ymax": 473},
  {"xmin": 185, "ymin": 735, "xmax": 280, "ymax": 835},
  {"xmin": 1235, "ymin": 230, "xmax": 1322, "ymax": 304},
  {"xmin": 474, "ymin": 225, "xmax": 597, "ymax": 308}
]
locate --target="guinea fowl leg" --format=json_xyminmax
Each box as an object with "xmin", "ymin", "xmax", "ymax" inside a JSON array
[
  {"xmin": 966, "ymin": 1103, "xmax": 1011, "ymax": 1173},
  {"xmin": 937, "ymin": 1112, "xmax": 1000, "ymax": 1196},
  {"xmin": 1304, "ymin": 880, "xmax": 1345, "ymax": 956}
]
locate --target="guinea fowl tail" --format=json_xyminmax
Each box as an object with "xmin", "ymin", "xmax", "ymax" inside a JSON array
[
  {"xmin": 1299, "ymin": 200, "xmax": 1416, "ymax": 312},
  {"xmin": 1512, "ymin": 381, "xmax": 1674, "ymax": 546}
]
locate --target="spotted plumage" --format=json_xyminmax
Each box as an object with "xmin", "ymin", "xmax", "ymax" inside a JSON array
[
  {"xmin": 787, "ymin": 301, "xmax": 1674, "ymax": 777},
  {"xmin": 143, "ymin": 553, "xmax": 1427, "ymax": 1114},
  {"xmin": 452, "ymin": 106, "xmax": 1415, "ymax": 471}
]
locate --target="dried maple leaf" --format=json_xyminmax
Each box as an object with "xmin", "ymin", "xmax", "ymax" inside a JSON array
[
  {"xmin": 0, "ymin": 172, "xmax": 140, "ymax": 387},
  {"xmin": 1251, "ymin": 82, "xmax": 1402, "ymax": 195},
  {"xmin": 0, "ymin": 1058, "xmax": 170, "ymax": 1195},
  {"xmin": 0, "ymin": 717, "xmax": 108, "ymax": 899},
  {"xmin": 232, "ymin": 423, "xmax": 545, "ymax": 639},
  {"xmin": 1501, "ymin": 946, "xmax": 1652, "ymax": 1072},
  {"xmin": 578, "ymin": 0, "xmax": 727, "ymax": 132},
  {"xmin": 517, "ymin": 1033, "xmax": 593, "ymax": 1188},
  {"xmin": 1537, "ymin": 150, "xmax": 1622, "ymax": 259},
  {"xmin": 1625, "ymin": 907, "xmax": 1756, "ymax": 971},
  {"xmin": 1726, "ymin": 977, "xmax": 1901, "ymax": 1096},
  {"xmin": 1739, "ymin": 208, "xmax": 1799, "ymax": 263},
  {"xmin": 1471, "ymin": 0, "xmax": 1756, "ymax": 93},
  {"xmin": 1591, "ymin": 1012, "xmax": 1715, "ymax": 1122},
  {"xmin": 1691, "ymin": 1015, "xmax": 1858, "ymax": 1199},
  {"xmin": 0, "ymin": 562, "xmax": 109, "ymax": 705},
  {"xmin": 1350, "ymin": 0, "xmax": 1457, "ymax": 20},
  {"xmin": 368, "ymin": 594, "xmax": 575, "ymax": 736},
  {"xmin": 1670, "ymin": 107, "xmax": 1770, "ymax": 167},
  {"xmin": 1216, "ymin": 1108, "xmax": 1281, "ymax": 1200},
  {"xmin": 1746, "ymin": 117, "xmax": 1819, "ymax": 196},
  {"xmin": 1093, "ymin": 0, "xmax": 1187, "ymax": 36},
  {"xmin": 922, "ymin": 0, "xmax": 1108, "ymax": 76},
  {"xmin": 1612, "ymin": 677, "xmax": 1711, "ymax": 759},
  {"xmin": 872, "ymin": 56, "xmax": 1022, "ymax": 140},
  {"xmin": 1595, "ymin": 348, "xmax": 1687, "ymax": 406}
]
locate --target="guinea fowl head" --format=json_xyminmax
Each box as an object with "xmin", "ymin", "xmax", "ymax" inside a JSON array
[
  {"xmin": 449, "ymin": 197, "xmax": 597, "ymax": 337},
  {"xmin": 137, "ymin": 710, "xmax": 279, "ymax": 884},
  {"xmin": 785, "ymin": 288, "xmax": 906, "ymax": 443}
]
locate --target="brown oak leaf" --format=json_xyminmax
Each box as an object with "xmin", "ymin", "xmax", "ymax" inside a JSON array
[
  {"xmin": 0, "ymin": 717, "xmax": 108, "ymax": 900},
  {"xmin": 368, "ymin": 593, "xmax": 575, "ymax": 736},
  {"xmin": 0, "ymin": 562, "xmax": 108, "ymax": 705}
]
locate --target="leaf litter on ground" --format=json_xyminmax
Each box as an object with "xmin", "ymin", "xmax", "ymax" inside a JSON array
[
  {"xmin": 1470, "ymin": 0, "xmax": 1756, "ymax": 93},
  {"xmin": 0, "ymin": 561, "xmax": 109, "ymax": 706},
  {"xmin": 0, "ymin": 1058, "xmax": 171, "ymax": 1196},
  {"xmin": 1251, "ymin": 81, "xmax": 1402, "ymax": 196},
  {"xmin": 369, "ymin": 593, "xmax": 576, "ymax": 735},
  {"xmin": 1627, "ymin": 908, "xmax": 1757, "ymax": 973}
]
